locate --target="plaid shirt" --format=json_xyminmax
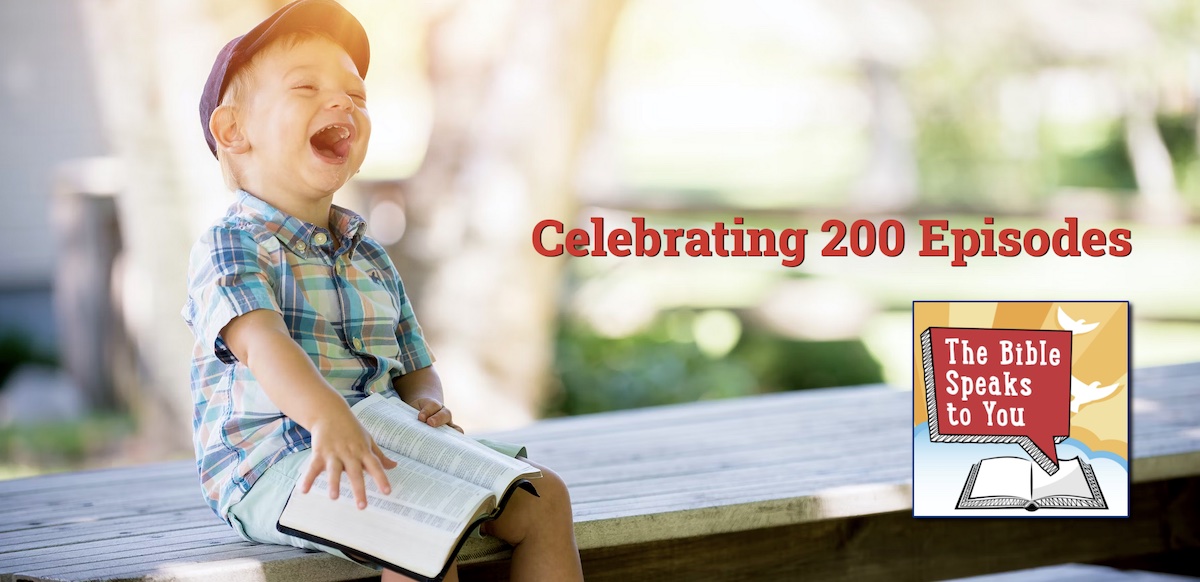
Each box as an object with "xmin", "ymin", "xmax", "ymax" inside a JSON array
[{"xmin": 182, "ymin": 190, "xmax": 433, "ymax": 521}]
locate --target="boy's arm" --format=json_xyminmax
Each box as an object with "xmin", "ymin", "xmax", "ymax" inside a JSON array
[
  {"xmin": 221, "ymin": 308, "xmax": 396, "ymax": 508},
  {"xmin": 393, "ymin": 366, "xmax": 463, "ymax": 433}
]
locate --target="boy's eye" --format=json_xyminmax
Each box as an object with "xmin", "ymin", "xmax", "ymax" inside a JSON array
[
  {"xmin": 293, "ymin": 84, "xmax": 317, "ymax": 91},
  {"xmin": 350, "ymin": 93, "xmax": 367, "ymax": 102}
]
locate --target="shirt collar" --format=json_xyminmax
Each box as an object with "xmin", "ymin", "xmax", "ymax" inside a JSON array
[{"xmin": 232, "ymin": 190, "xmax": 367, "ymax": 257}]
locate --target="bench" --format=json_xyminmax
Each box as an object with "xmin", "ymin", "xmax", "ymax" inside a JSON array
[{"xmin": 2, "ymin": 362, "xmax": 1198, "ymax": 581}]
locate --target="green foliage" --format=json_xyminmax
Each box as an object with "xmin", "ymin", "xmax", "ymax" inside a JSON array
[
  {"xmin": 1048, "ymin": 121, "xmax": 1136, "ymax": 192},
  {"xmin": 546, "ymin": 320, "xmax": 756, "ymax": 416},
  {"xmin": 1047, "ymin": 114, "xmax": 1197, "ymax": 195},
  {"xmin": 730, "ymin": 331, "xmax": 884, "ymax": 392},
  {"xmin": 1158, "ymin": 114, "xmax": 1199, "ymax": 185},
  {"xmin": 0, "ymin": 414, "xmax": 134, "ymax": 468},
  {"xmin": 0, "ymin": 331, "xmax": 57, "ymax": 392},
  {"xmin": 544, "ymin": 313, "xmax": 884, "ymax": 417}
]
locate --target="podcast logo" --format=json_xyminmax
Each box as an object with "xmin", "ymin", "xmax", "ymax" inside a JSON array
[{"xmin": 912, "ymin": 301, "xmax": 1129, "ymax": 517}]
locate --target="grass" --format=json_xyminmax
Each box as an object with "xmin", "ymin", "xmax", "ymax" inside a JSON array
[{"xmin": 0, "ymin": 413, "xmax": 135, "ymax": 477}]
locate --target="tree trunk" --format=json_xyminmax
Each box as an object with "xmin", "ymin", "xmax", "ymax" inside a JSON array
[
  {"xmin": 853, "ymin": 58, "xmax": 919, "ymax": 212},
  {"xmin": 387, "ymin": 0, "xmax": 627, "ymax": 429},
  {"xmin": 1124, "ymin": 89, "xmax": 1189, "ymax": 225},
  {"xmin": 79, "ymin": 0, "xmax": 273, "ymax": 455}
]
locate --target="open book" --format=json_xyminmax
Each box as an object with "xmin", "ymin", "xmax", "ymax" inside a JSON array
[
  {"xmin": 277, "ymin": 393, "xmax": 541, "ymax": 581},
  {"xmin": 956, "ymin": 456, "xmax": 1106, "ymax": 511}
]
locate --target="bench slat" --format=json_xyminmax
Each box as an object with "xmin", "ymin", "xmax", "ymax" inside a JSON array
[
  {"xmin": 0, "ymin": 509, "xmax": 217, "ymax": 554},
  {"xmin": 1, "ymin": 362, "xmax": 1196, "ymax": 582}
]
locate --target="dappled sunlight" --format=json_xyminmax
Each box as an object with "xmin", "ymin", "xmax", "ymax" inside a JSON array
[
  {"xmin": 154, "ymin": 558, "xmax": 269, "ymax": 582},
  {"xmin": 2, "ymin": 0, "xmax": 1200, "ymax": 478},
  {"xmin": 812, "ymin": 482, "xmax": 912, "ymax": 519}
]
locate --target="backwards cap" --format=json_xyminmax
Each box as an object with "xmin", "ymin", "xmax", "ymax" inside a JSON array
[{"xmin": 199, "ymin": 0, "xmax": 369, "ymax": 158}]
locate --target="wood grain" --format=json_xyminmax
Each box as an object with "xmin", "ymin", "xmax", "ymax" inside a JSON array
[{"xmin": 1, "ymin": 362, "xmax": 1196, "ymax": 581}]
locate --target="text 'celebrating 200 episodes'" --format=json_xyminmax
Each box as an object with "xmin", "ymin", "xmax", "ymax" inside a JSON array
[{"xmin": 532, "ymin": 216, "xmax": 1131, "ymax": 267}]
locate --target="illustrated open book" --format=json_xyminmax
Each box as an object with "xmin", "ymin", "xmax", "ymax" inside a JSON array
[
  {"xmin": 956, "ymin": 456, "xmax": 1106, "ymax": 511},
  {"xmin": 277, "ymin": 393, "xmax": 541, "ymax": 581}
]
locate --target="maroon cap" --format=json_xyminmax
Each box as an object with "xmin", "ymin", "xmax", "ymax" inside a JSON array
[{"xmin": 199, "ymin": 0, "xmax": 369, "ymax": 158}]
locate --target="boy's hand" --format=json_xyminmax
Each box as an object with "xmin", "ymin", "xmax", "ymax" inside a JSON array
[
  {"xmin": 301, "ymin": 410, "xmax": 398, "ymax": 509},
  {"xmin": 412, "ymin": 397, "xmax": 464, "ymax": 433}
]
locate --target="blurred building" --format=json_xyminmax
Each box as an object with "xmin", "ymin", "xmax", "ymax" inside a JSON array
[{"xmin": 0, "ymin": 0, "xmax": 109, "ymax": 352}]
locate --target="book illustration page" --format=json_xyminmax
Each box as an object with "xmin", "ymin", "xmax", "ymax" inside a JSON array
[
  {"xmin": 967, "ymin": 457, "xmax": 1032, "ymax": 500},
  {"xmin": 1031, "ymin": 458, "xmax": 1090, "ymax": 500},
  {"xmin": 913, "ymin": 302, "xmax": 1129, "ymax": 517},
  {"xmin": 354, "ymin": 393, "xmax": 538, "ymax": 493}
]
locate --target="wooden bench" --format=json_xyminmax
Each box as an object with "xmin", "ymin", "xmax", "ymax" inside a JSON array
[{"xmin": 2, "ymin": 362, "xmax": 1198, "ymax": 581}]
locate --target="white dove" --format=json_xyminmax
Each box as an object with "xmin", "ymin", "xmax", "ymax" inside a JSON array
[
  {"xmin": 1071, "ymin": 376, "xmax": 1121, "ymax": 413},
  {"xmin": 1058, "ymin": 307, "xmax": 1099, "ymax": 335}
]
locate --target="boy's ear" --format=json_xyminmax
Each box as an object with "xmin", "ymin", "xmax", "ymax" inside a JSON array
[{"xmin": 210, "ymin": 105, "xmax": 249, "ymax": 154}]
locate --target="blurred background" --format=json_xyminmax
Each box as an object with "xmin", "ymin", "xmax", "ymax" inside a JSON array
[{"xmin": 1, "ymin": 0, "xmax": 1198, "ymax": 479}]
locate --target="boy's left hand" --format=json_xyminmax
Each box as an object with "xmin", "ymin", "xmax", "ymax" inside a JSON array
[{"xmin": 412, "ymin": 397, "xmax": 464, "ymax": 433}]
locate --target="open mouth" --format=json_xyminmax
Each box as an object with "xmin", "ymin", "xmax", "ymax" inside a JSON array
[{"xmin": 309, "ymin": 123, "xmax": 354, "ymax": 163}]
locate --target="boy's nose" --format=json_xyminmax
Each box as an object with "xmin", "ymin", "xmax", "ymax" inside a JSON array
[{"xmin": 328, "ymin": 94, "xmax": 354, "ymax": 112}]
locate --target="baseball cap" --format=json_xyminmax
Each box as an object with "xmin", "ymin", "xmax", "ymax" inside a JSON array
[{"xmin": 199, "ymin": 0, "xmax": 370, "ymax": 158}]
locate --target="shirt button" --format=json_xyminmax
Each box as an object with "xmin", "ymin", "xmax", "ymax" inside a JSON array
[
  {"xmin": 313, "ymin": 232, "xmax": 328, "ymax": 245},
  {"xmin": 352, "ymin": 337, "xmax": 363, "ymax": 350},
  {"xmin": 295, "ymin": 240, "xmax": 307, "ymax": 252}
]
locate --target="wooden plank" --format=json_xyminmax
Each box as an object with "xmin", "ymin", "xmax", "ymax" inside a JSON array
[
  {"xmin": 12, "ymin": 549, "xmax": 378, "ymax": 582},
  {"xmin": 568, "ymin": 446, "xmax": 908, "ymax": 510},
  {"xmin": 546, "ymin": 416, "xmax": 905, "ymax": 482},
  {"xmin": 572, "ymin": 463, "xmax": 911, "ymax": 524},
  {"xmin": 3, "ymin": 529, "xmax": 238, "ymax": 570},
  {"xmin": 489, "ymin": 384, "xmax": 896, "ymax": 442},
  {"xmin": 523, "ymin": 397, "xmax": 903, "ymax": 454},
  {"xmin": 460, "ymin": 476, "xmax": 1199, "ymax": 582},
  {"xmin": 2, "ymin": 362, "xmax": 1197, "ymax": 581},
  {"xmin": 0, "ymin": 495, "xmax": 201, "ymax": 534},
  {"xmin": 15, "ymin": 543, "xmax": 298, "ymax": 580},
  {"xmin": 1131, "ymin": 361, "xmax": 1200, "ymax": 380},
  {"xmin": 0, "ymin": 509, "xmax": 218, "ymax": 554},
  {"xmin": 555, "ymin": 430, "xmax": 897, "ymax": 487},
  {"xmin": 0, "ymin": 482, "xmax": 194, "ymax": 518},
  {"xmin": 0, "ymin": 474, "xmax": 194, "ymax": 508},
  {"xmin": 0, "ymin": 462, "xmax": 192, "ymax": 496}
]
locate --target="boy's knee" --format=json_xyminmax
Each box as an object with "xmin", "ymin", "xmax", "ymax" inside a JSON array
[
  {"xmin": 482, "ymin": 462, "xmax": 573, "ymax": 543},
  {"xmin": 527, "ymin": 463, "xmax": 571, "ymax": 512}
]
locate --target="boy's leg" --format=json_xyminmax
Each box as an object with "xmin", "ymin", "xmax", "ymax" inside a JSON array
[{"xmin": 480, "ymin": 460, "xmax": 582, "ymax": 582}]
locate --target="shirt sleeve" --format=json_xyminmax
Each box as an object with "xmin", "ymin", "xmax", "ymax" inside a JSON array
[
  {"xmin": 184, "ymin": 226, "xmax": 282, "ymax": 365},
  {"xmin": 394, "ymin": 271, "xmax": 435, "ymax": 373}
]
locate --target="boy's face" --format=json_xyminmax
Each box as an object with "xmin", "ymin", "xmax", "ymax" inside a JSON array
[{"xmin": 237, "ymin": 36, "xmax": 371, "ymax": 199}]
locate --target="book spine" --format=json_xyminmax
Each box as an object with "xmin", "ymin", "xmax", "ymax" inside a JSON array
[{"xmin": 921, "ymin": 328, "xmax": 941, "ymax": 441}]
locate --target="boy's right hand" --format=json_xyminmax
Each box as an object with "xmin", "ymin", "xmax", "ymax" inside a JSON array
[{"xmin": 301, "ymin": 410, "xmax": 397, "ymax": 509}]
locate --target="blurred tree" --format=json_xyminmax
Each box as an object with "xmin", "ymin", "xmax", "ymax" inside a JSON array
[
  {"xmin": 385, "ymin": 0, "xmax": 627, "ymax": 428},
  {"xmin": 79, "ymin": 0, "xmax": 241, "ymax": 452},
  {"xmin": 1124, "ymin": 87, "xmax": 1188, "ymax": 224}
]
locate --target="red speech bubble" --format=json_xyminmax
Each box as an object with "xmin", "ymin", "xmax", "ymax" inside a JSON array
[{"xmin": 920, "ymin": 327, "xmax": 1072, "ymax": 474}]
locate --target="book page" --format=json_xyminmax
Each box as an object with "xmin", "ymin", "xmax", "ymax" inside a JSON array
[
  {"xmin": 967, "ymin": 457, "xmax": 1033, "ymax": 500},
  {"xmin": 280, "ymin": 454, "xmax": 495, "ymax": 580},
  {"xmin": 312, "ymin": 454, "xmax": 495, "ymax": 526},
  {"xmin": 1032, "ymin": 458, "xmax": 1091, "ymax": 500},
  {"xmin": 353, "ymin": 393, "xmax": 540, "ymax": 495}
]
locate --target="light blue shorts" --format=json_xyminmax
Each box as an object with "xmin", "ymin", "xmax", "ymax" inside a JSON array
[{"xmin": 226, "ymin": 437, "xmax": 527, "ymax": 568}]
